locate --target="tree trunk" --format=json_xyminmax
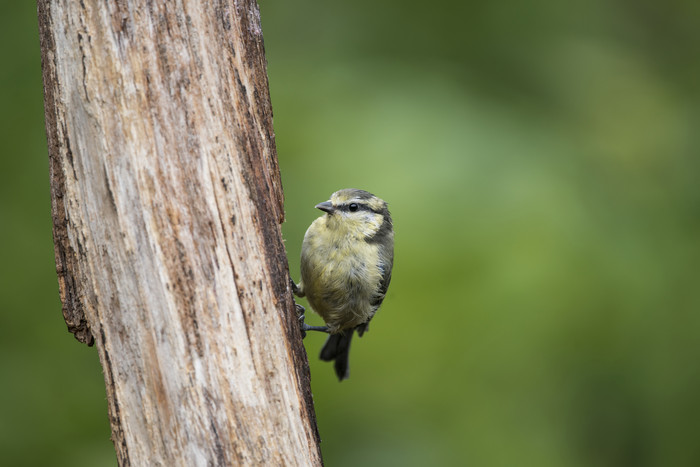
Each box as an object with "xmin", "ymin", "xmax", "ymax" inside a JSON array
[{"xmin": 37, "ymin": 1, "xmax": 322, "ymax": 465}]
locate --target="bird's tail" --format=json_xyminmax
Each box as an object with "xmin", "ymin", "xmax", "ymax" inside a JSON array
[{"xmin": 320, "ymin": 330, "xmax": 354, "ymax": 381}]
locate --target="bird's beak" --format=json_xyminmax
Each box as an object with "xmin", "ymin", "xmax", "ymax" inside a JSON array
[{"xmin": 315, "ymin": 201, "xmax": 335, "ymax": 214}]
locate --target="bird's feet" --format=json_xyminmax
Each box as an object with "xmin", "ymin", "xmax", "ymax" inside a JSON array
[
  {"xmin": 296, "ymin": 303, "xmax": 329, "ymax": 339},
  {"xmin": 290, "ymin": 277, "xmax": 303, "ymax": 297},
  {"xmin": 296, "ymin": 303, "xmax": 307, "ymax": 338}
]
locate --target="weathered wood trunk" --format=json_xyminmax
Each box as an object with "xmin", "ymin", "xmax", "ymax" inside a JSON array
[{"xmin": 37, "ymin": 1, "xmax": 322, "ymax": 465}]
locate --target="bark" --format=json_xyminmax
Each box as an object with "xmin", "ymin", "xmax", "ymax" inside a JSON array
[{"xmin": 37, "ymin": 1, "xmax": 322, "ymax": 465}]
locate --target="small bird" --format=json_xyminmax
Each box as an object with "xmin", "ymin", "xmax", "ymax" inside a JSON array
[{"xmin": 292, "ymin": 189, "xmax": 394, "ymax": 380}]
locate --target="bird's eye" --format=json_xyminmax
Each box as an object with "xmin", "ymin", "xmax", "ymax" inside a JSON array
[{"xmin": 349, "ymin": 203, "xmax": 359, "ymax": 212}]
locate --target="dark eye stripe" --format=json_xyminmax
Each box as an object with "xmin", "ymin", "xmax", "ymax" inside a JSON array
[{"xmin": 339, "ymin": 203, "xmax": 381, "ymax": 214}]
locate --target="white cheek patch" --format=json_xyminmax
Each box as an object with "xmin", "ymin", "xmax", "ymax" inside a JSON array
[{"xmin": 359, "ymin": 212, "xmax": 383, "ymax": 238}]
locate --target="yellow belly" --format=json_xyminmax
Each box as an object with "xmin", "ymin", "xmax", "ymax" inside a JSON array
[{"xmin": 300, "ymin": 219, "xmax": 382, "ymax": 333}]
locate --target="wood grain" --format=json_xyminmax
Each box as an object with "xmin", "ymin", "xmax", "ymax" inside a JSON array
[{"xmin": 37, "ymin": 0, "xmax": 322, "ymax": 464}]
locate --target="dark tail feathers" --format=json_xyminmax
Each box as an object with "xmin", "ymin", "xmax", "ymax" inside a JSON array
[{"xmin": 320, "ymin": 331, "xmax": 354, "ymax": 381}]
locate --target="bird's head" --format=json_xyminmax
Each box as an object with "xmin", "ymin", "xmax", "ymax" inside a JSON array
[{"xmin": 315, "ymin": 188, "xmax": 392, "ymax": 241}]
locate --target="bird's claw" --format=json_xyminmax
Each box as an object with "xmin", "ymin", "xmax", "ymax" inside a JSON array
[
  {"xmin": 290, "ymin": 277, "xmax": 301, "ymax": 296},
  {"xmin": 294, "ymin": 300, "xmax": 329, "ymax": 338},
  {"xmin": 295, "ymin": 302, "xmax": 307, "ymax": 338}
]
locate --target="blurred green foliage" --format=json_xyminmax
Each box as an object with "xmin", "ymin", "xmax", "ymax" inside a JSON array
[{"xmin": 2, "ymin": 0, "xmax": 699, "ymax": 465}]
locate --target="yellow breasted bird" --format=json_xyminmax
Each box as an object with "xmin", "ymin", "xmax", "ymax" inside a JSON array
[{"xmin": 293, "ymin": 189, "xmax": 394, "ymax": 380}]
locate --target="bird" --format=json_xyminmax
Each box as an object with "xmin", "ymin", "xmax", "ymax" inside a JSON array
[{"xmin": 292, "ymin": 188, "xmax": 394, "ymax": 381}]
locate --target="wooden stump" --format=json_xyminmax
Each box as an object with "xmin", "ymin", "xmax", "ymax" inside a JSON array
[{"xmin": 37, "ymin": 1, "xmax": 322, "ymax": 464}]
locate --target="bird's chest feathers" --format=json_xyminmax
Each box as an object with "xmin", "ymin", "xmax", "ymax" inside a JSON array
[
  {"xmin": 305, "ymin": 220, "xmax": 381, "ymax": 287},
  {"xmin": 311, "ymin": 231, "xmax": 376, "ymax": 271}
]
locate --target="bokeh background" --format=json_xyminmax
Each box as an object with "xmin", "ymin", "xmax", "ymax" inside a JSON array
[{"xmin": 2, "ymin": 1, "xmax": 699, "ymax": 466}]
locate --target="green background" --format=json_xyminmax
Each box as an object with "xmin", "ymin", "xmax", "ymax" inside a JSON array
[{"xmin": 2, "ymin": 1, "xmax": 699, "ymax": 465}]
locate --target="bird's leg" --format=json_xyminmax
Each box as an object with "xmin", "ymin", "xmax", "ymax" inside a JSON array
[
  {"xmin": 295, "ymin": 303, "xmax": 307, "ymax": 338},
  {"xmin": 290, "ymin": 277, "xmax": 304, "ymax": 297},
  {"xmin": 295, "ymin": 303, "xmax": 329, "ymax": 338}
]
